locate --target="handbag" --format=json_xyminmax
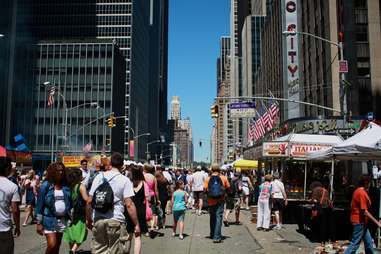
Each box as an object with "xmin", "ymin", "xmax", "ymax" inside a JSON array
[
  {"xmin": 311, "ymin": 188, "xmax": 327, "ymax": 219},
  {"xmin": 143, "ymin": 183, "xmax": 153, "ymax": 221}
]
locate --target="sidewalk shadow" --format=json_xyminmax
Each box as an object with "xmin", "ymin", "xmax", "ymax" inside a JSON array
[
  {"xmin": 204, "ymin": 236, "xmax": 231, "ymax": 240},
  {"xmin": 76, "ymin": 251, "xmax": 91, "ymax": 254}
]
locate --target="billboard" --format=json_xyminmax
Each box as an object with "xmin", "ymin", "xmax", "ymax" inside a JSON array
[{"xmin": 283, "ymin": 0, "xmax": 301, "ymax": 119}]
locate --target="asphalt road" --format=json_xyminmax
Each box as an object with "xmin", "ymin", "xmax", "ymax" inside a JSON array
[{"xmin": 14, "ymin": 209, "xmax": 262, "ymax": 254}]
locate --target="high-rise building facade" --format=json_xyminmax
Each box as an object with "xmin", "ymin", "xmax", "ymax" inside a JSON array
[
  {"xmin": 32, "ymin": 42, "xmax": 126, "ymax": 159},
  {"xmin": 3, "ymin": 0, "xmax": 169, "ymax": 160},
  {"xmin": 0, "ymin": 0, "xmax": 35, "ymax": 147},
  {"xmin": 170, "ymin": 96, "xmax": 181, "ymax": 120}
]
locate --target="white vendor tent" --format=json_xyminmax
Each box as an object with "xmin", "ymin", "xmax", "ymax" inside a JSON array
[
  {"xmin": 307, "ymin": 122, "xmax": 381, "ymax": 161},
  {"xmin": 307, "ymin": 122, "xmax": 381, "ymax": 199}
]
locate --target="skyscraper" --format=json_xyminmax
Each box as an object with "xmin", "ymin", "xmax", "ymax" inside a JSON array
[
  {"xmin": 170, "ymin": 96, "xmax": 181, "ymax": 120},
  {"xmin": 5, "ymin": 0, "xmax": 169, "ymax": 160}
]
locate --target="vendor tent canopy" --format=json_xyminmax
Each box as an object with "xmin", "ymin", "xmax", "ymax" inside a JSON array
[
  {"xmin": 274, "ymin": 133, "xmax": 344, "ymax": 145},
  {"xmin": 307, "ymin": 122, "xmax": 381, "ymax": 161},
  {"xmin": 233, "ymin": 159, "xmax": 259, "ymax": 169}
]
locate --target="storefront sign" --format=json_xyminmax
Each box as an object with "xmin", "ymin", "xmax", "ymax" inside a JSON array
[
  {"xmin": 284, "ymin": 119, "xmax": 361, "ymax": 135},
  {"xmin": 283, "ymin": 0, "xmax": 301, "ymax": 119},
  {"xmin": 263, "ymin": 142, "xmax": 289, "ymax": 157},
  {"xmin": 62, "ymin": 156, "xmax": 84, "ymax": 168},
  {"xmin": 290, "ymin": 143, "xmax": 332, "ymax": 158},
  {"xmin": 6, "ymin": 151, "xmax": 32, "ymax": 164}
]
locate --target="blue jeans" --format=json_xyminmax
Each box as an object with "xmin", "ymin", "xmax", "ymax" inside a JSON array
[
  {"xmin": 344, "ymin": 224, "xmax": 374, "ymax": 254},
  {"xmin": 209, "ymin": 202, "xmax": 224, "ymax": 241}
]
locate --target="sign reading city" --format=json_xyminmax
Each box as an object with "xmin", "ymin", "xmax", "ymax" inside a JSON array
[
  {"xmin": 339, "ymin": 60, "xmax": 349, "ymax": 73},
  {"xmin": 283, "ymin": 0, "xmax": 300, "ymax": 119},
  {"xmin": 229, "ymin": 102, "xmax": 256, "ymax": 118}
]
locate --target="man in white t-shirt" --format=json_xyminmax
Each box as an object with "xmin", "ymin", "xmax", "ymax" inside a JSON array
[
  {"xmin": 87, "ymin": 153, "xmax": 140, "ymax": 254},
  {"xmin": 80, "ymin": 159, "xmax": 91, "ymax": 188},
  {"xmin": 271, "ymin": 172, "xmax": 288, "ymax": 229},
  {"xmin": 0, "ymin": 157, "xmax": 21, "ymax": 254},
  {"xmin": 191, "ymin": 166, "xmax": 207, "ymax": 215}
]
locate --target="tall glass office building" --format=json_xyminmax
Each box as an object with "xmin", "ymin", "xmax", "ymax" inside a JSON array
[
  {"xmin": 33, "ymin": 42, "xmax": 126, "ymax": 157},
  {"xmin": 18, "ymin": 0, "xmax": 169, "ymax": 159}
]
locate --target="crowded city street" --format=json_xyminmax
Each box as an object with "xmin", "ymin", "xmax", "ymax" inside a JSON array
[{"xmin": 2, "ymin": 0, "xmax": 381, "ymax": 253}]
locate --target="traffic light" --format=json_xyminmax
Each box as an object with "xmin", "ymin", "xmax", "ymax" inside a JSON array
[
  {"xmin": 210, "ymin": 104, "xmax": 219, "ymax": 118},
  {"xmin": 106, "ymin": 114, "xmax": 116, "ymax": 128}
]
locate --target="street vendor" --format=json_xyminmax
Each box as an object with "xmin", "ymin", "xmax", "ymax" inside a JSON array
[{"xmin": 344, "ymin": 175, "xmax": 381, "ymax": 254}]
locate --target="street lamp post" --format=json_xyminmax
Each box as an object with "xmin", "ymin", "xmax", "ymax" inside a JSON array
[
  {"xmin": 43, "ymin": 81, "xmax": 99, "ymax": 153},
  {"xmin": 146, "ymin": 140, "xmax": 161, "ymax": 161},
  {"xmin": 282, "ymin": 30, "xmax": 347, "ymax": 120}
]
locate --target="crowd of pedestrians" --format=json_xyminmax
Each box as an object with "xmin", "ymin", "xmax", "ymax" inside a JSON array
[
  {"xmin": 3, "ymin": 152, "xmax": 381, "ymax": 254},
  {"xmin": 0, "ymin": 153, "xmax": 293, "ymax": 254}
]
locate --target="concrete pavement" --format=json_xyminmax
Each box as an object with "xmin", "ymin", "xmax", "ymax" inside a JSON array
[{"xmin": 14, "ymin": 209, "xmax": 315, "ymax": 254}]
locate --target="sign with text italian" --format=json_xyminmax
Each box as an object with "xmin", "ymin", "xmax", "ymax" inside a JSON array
[
  {"xmin": 229, "ymin": 102, "xmax": 256, "ymax": 118},
  {"xmin": 339, "ymin": 60, "xmax": 348, "ymax": 73},
  {"xmin": 263, "ymin": 142, "xmax": 289, "ymax": 157},
  {"xmin": 283, "ymin": 0, "xmax": 301, "ymax": 119},
  {"xmin": 290, "ymin": 143, "xmax": 332, "ymax": 158}
]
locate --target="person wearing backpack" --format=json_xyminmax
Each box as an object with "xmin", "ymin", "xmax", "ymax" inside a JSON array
[
  {"xmin": 203, "ymin": 164, "xmax": 230, "ymax": 243},
  {"xmin": 87, "ymin": 153, "xmax": 140, "ymax": 254},
  {"xmin": 223, "ymin": 171, "xmax": 242, "ymax": 226},
  {"xmin": 63, "ymin": 168, "xmax": 90, "ymax": 254}
]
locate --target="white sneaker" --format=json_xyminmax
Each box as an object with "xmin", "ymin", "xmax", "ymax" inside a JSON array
[
  {"xmin": 179, "ymin": 234, "xmax": 184, "ymax": 240},
  {"xmin": 172, "ymin": 232, "xmax": 176, "ymax": 237}
]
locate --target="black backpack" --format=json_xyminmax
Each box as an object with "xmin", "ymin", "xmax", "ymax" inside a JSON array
[
  {"xmin": 208, "ymin": 175, "xmax": 225, "ymax": 199},
  {"xmin": 91, "ymin": 173, "xmax": 120, "ymax": 214}
]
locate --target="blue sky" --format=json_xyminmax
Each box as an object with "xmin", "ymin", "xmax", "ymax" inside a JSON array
[{"xmin": 168, "ymin": 0, "xmax": 230, "ymax": 162}]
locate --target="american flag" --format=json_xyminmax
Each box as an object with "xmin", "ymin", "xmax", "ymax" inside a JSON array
[
  {"xmin": 254, "ymin": 117, "xmax": 266, "ymax": 140},
  {"xmin": 262, "ymin": 110, "xmax": 274, "ymax": 130},
  {"xmin": 269, "ymin": 102, "xmax": 280, "ymax": 119},
  {"xmin": 47, "ymin": 87, "xmax": 55, "ymax": 107}
]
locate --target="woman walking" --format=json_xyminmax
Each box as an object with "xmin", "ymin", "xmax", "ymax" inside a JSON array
[
  {"xmin": 36, "ymin": 162, "xmax": 72, "ymax": 254},
  {"xmin": 63, "ymin": 168, "xmax": 90, "ymax": 254},
  {"xmin": 143, "ymin": 164, "xmax": 160, "ymax": 232},
  {"xmin": 156, "ymin": 171, "xmax": 170, "ymax": 228},
  {"xmin": 256, "ymin": 175, "xmax": 272, "ymax": 231},
  {"xmin": 126, "ymin": 165, "xmax": 149, "ymax": 254},
  {"xmin": 241, "ymin": 172, "xmax": 253, "ymax": 210},
  {"xmin": 172, "ymin": 180, "xmax": 187, "ymax": 240},
  {"xmin": 22, "ymin": 169, "xmax": 39, "ymax": 226}
]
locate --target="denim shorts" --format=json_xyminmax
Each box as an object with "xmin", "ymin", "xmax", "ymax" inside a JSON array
[{"xmin": 173, "ymin": 210, "xmax": 185, "ymax": 222}]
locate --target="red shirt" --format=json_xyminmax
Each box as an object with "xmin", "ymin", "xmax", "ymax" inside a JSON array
[{"xmin": 350, "ymin": 187, "xmax": 371, "ymax": 224}]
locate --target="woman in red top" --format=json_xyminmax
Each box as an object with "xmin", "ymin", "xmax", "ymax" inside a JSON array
[{"xmin": 344, "ymin": 175, "xmax": 381, "ymax": 254}]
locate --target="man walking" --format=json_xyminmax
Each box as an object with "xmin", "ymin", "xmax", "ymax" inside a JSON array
[
  {"xmin": 80, "ymin": 159, "xmax": 90, "ymax": 188},
  {"xmin": 87, "ymin": 153, "xmax": 140, "ymax": 253},
  {"xmin": 191, "ymin": 166, "xmax": 207, "ymax": 215},
  {"xmin": 0, "ymin": 157, "xmax": 21, "ymax": 254},
  {"xmin": 204, "ymin": 164, "xmax": 230, "ymax": 243},
  {"xmin": 345, "ymin": 175, "xmax": 381, "ymax": 254},
  {"xmin": 271, "ymin": 172, "xmax": 287, "ymax": 229}
]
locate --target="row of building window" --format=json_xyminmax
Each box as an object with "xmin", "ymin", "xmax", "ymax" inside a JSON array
[
  {"xmin": 97, "ymin": 15, "xmax": 131, "ymax": 25},
  {"xmin": 96, "ymin": 3, "xmax": 132, "ymax": 14}
]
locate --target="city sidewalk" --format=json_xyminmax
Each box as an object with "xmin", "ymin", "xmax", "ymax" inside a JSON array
[
  {"xmin": 240, "ymin": 209, "xmax": 315, "ymax": 254},
  {"xmin": 16, "ymin": 209, "xmax": 317, "ymax": 254}
]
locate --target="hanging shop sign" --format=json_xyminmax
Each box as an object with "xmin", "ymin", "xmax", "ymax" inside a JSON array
[
  {"xmin": 283, "ymin": 119, "xmax": 361, "ymax": 136},
  {"xmin": 263, "ymin": 142, "xmax": 289, "ymax": 157},
  {"xmin": 62, "ymin": 156, "xmax": 84, "ymax": 168},
  {"xmin": 290, "ymin": 143, "xmax": 333, "ymax": 158}
]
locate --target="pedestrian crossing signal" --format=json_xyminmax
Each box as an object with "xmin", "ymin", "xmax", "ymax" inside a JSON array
[
  {"xmin": 211, "ymin": 104, "xmax": 219, "ymax": 118},
  {"xmin": 106, "ymin": 114, "xmax": 116, "ymax": 128}
]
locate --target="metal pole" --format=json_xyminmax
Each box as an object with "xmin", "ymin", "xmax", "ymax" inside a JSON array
[
  {"xmin": 304, "ymin": 161, "xmax": 307, "ymax": 200},
  {"xmin": 339, "ymin": 41, "xmax": 347, "ymax": 123},
  {"xmin": 330, "ymin": 159, "xmax": 335, "ymax": 200}
]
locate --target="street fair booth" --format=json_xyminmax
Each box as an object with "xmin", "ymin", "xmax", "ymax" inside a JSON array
[
  {"xmin": 262, "ymin": 133, "xmax": 344, "ymax": 200},
  {"xmin": 233, "ymin": 159, "xmax": 259, "ymax": 170},
  {"xmin": 307, "ymin": 122, "xmax": 381, "ymax": 244}
]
